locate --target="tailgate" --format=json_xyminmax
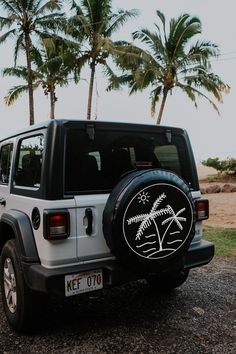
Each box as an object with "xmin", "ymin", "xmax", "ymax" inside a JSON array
[{"xmin": 74, "ymin": 194, "xmax": 112, "ymax": 261}]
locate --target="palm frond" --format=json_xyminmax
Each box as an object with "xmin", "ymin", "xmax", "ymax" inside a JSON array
[
  {"xmin": 3, "ymin": 66, "xmax": 28, "ymax": 79},
  {"xmin": 0, "ymin": 15, "xmax": 15, "ymax": 29},
  {"xmin": 106, "ymin": 8, "xmax": 139, "ymax": 36},
  {"xmin": 176, "ymin": 82, "xmax": 220, "ymax": 114},
  {"xmin": 35, "ymin": 0, "xmax": 62, "ymax": 15},
  {"xmin": 106, "ymin": 71, "xmax": 134, "ymax": 92},
  {"xmin": 150, "ymin": 86, "xmax": 162, "ymax": 116},
  {"xmin": 0, "ymin": 0, "xmax": 19, "ymax": 16},
  {"xmin": 4, "ymin": 84, "xmax": 30, "ymax": 106},
  {"xmin": 14, "ymin": 34, "xmax": 24, "ymax": 66},
  {"xmin": 0, "ymin": 29, "xmax": 16, "ymax": 44}
]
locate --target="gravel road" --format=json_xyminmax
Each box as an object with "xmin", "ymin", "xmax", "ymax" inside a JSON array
[{"xmin": 0, "ymin": 258, "xmax": 235, "ymax": 354}]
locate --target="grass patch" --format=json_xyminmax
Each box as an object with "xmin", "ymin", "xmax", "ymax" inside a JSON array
[{"xmin": 204, "ymin": 227, "xmax": 236, "ymax": 257}]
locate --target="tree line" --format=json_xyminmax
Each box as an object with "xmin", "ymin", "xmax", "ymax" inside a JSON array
[{"xmin": 0, "ymin": 0, "xmax": 230, "ymax": 125}]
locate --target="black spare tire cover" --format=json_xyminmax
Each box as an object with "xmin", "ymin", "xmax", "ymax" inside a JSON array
[{"xmin": 103, "ymin": 169, "xmax": 195, "ymax": 273}]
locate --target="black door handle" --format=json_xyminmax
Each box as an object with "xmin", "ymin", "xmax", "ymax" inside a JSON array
[
  {"xmin": 85, "ymin": 208, "xmax": 93, "ymax": 235},
  {"xmin": 0, "ymin": 198, "xmax": 6, "ymax": 206}
]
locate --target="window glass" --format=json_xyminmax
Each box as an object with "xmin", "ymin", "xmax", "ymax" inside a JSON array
[
  {"xmin": 14, "ymin": 135, "xmax": 44, "ymax": 188},
  {"xmin": 154, "ymin": 145, "xmax": 181, "ymax": 175},
  {"xmin": 65, "ymin": 129, "xmax": 195, "ymax": 193},
  {"xmin": 0, "ymin": 143, "xmax": 13, "ymax": 184}
]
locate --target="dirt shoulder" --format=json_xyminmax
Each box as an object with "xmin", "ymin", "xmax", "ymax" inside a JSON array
[
  {"xmin": 202, "ymin": 191, "xmax": 236, "ymax": 228},
  {"xmin": 197, "ymin": 164, "xmax": 236, "ymax": 228}
]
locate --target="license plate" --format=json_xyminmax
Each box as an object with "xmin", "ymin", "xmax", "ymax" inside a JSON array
[{"xmin": 65, "ymin": 270, "xmax": 103, "ymax": 297}]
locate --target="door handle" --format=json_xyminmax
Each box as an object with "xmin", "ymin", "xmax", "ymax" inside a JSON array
[
  {"xmin": 0, "ymin": 198, "xmax": 6, "ymax": 206},
  {"xmin": 85, "ymin": 208, "xmax": 93, "ymax": 235}
]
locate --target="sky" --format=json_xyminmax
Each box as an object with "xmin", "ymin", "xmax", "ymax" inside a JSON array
[{"xmin": 0, "ymin": 0, "xmax": 236, "ymax": 161}]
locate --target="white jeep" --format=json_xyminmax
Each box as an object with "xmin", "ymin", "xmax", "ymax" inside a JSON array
[{"xmin": 0, "ymin": 120, "xmax": 214, "ymax": 332}]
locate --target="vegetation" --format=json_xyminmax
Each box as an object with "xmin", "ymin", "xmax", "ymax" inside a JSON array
[
  {"xmin": 204, "ymin": 227, "xmax": 236, "ymax": 257},
  {"xmin": 67, "ymin": 0, "xmax": 138, "ymax": 120},
  {"xmin": 202, "ymin": 157, "xmax": 236, "ymax": 176},
  {"xmin": 0, "ymin": 1, "xmax": 230, "ymax": 123},
  {"xmin": 3, "ymin": 38, "xmax": 77, "ymax": 119},
  {"xmin": 109, "ymin": 11, "xmax": 230, "ymax": 124},
  {"xmin": 0, "ymin": 0, "xmax": 64, "ymax": 125}
]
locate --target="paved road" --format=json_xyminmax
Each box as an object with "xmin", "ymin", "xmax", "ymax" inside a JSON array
[{"xmin": 0, "ymin": 258, "xmax": 235, "ymax": 354}]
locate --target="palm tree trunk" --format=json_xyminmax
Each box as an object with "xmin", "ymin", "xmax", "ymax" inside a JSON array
[
  {"xmin": 87, "ymin": 60, "xmax": 96, "ymax": 120},
  {"xmin": 156, "ymin": 87, "xmax": 169, "ymax": 125},
  {"xmin": 49, "ymin": 87, "xmax": 56, "ymax": 120},
  {"xmin": 24, "ymin": 31, "xmax": 34, "ymax": 126}
]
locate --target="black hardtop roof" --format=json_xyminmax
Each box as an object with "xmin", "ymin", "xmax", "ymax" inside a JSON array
[{"xmin": 0, "ymin": 119, "xmax": 187, "ymax": 143}]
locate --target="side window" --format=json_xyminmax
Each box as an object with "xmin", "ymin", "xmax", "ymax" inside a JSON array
[
  {"xmin": 14, "ymin": 135, "xmax": 44, "ymax": 188},
  {"xmin": 0, "ymin": 143, "xmax": 13, "ymax": 184}
]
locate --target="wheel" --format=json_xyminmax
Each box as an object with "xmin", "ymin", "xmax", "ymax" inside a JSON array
[
  {"xmin": 103, "ymin": 169, "xmax": 195, "ymax": 273},
  {"xmin": 146, "ymin": 269, "xmax": 190, "ymax": 292},
  {"xmin": 0, "ymin": 239, "xmax": 45, "ymax": 332}
]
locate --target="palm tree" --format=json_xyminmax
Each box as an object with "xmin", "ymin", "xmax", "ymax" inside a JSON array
[
  {"xmin": 0, "ymin": 0, "xmax": 64, "ymax": 125},
  {"xmin": 3, "ymin": 38, "xmax": 75, "ymax": 119},
  {"xmin": 68, "ymin": 0, "xmax": 138, "ymax": 120},
  {"xmin": 110, "ymin": 11, "xmax": 230, "ymax": 124}
]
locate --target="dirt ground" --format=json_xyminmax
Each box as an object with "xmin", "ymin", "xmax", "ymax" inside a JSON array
[
  {"xmin": 200, "ymin": 183, "xmax": 236, "ymax": 228},
  {"xmin": 197, "ymin": 164, "xmax": 236, "ymax": 228}
]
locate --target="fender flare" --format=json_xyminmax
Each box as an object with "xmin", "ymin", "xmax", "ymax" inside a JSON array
[{"xmin": 0, "ymin": 210, "xmax": 39, "ymax": 262}]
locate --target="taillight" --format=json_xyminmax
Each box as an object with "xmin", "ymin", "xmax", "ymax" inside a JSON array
[
  {"xmin": 44, "ymin": 211, "xmax": 70, "ymax": 240},
  {"xmin": 195, "ymin": 199, "xmax": 209, "ymax": 221}
]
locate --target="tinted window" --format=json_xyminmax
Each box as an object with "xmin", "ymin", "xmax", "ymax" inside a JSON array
[
  {"xmin": 14, "ymin": 135, "xmax": 44, "ymax": 188},
  {"xmin": 154, "ymin": 145, "xmax": 181, "ymax": 175},
  {"xmin": 0, "ymin": 143, "xmax": 13, "ymax": 184},
  {"xmin": 65, "ymin": 129, "xmax": 195, "ymax": 193}
]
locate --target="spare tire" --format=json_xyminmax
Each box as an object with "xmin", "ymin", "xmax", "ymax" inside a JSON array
[{"xmin": 103, "ymin": 169, "xmax": 195, "ymax": 273}]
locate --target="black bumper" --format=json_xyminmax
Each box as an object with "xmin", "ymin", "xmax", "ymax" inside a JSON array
[{"xmin": 23, "ymin": 239, "xmax": 214, "ymax": 297}]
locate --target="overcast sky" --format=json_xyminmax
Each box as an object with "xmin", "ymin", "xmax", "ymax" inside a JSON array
[{"xmin": 0, "ymin": 0, "xmax": 235, "ymax": 161}]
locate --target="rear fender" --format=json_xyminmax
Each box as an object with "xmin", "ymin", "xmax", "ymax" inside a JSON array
[{"xmin": 0, "ymin": 210, "xmax": 39, "ymax": 262}]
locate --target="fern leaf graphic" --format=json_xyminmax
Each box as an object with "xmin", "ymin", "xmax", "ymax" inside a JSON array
[
  {"xmin": 127, "ymin": 213, "xmax": 149, "ymax": 225},
  {"xmin": 150, "ymin": 193, "xmax": 166, "ymax": 214},
  {"xmin": 136, "ymin": 217, "xmax": 153, "ymax": 240},
  {"xmin": 151, "ymin": 207, "xmax": 172, "ymax": 219}
]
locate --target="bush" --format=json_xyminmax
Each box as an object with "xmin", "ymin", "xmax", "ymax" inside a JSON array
[{"xmin": 202, "ymin": 157, "xmax": 236, "ymax": 175}]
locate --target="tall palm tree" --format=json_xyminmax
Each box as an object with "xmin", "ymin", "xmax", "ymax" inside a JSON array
[
  {"xmin": 68, "ymin": 0, "xmax": 138, "ymax": 120},
  {"xmin": 0, "ymin": 0, "xmax": 64, "ymax": 125},
  {"xmin": 110, "ymin": 11, "xmax": 230, "ymax": 124},
  {"xmin": 3, "ymin": 38, "xmax": 75, "ymax": 119}
]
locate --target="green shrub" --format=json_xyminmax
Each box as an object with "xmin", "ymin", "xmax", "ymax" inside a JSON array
[{"xmin": 202, "ymin": 157, "xmax": 236, "ymax": 175}]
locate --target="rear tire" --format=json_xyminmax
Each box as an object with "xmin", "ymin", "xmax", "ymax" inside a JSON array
[
  {"xmin": 146, "ymin": 269, "xmax": 189, "ymax": 292},
  {"xmin": 0, "ymin": 239, "xmax": 46, "ymax": 333}
]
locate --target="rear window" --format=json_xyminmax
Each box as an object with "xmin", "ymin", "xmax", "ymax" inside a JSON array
[{"xmin": 65, "ymin": 128, "xmax": 196, "ymax": 193}]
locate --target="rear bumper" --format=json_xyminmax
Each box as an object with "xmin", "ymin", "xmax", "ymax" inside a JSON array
[
  {"xmin": 23, "ymin": 239, "xmax": 214, "ymax": 297},
  {"xmin": 184, "ymin": 239, "xmax": 214, "ymax": 269}
]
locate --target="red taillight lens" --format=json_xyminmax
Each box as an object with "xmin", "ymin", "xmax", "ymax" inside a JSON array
[
  {"xmin": 195, "ymin": 199, "xmax": 209, "ymax": 221},
  {"xmin": 44, "ymin": 211, "xmax": 70, "ymax": 240}
]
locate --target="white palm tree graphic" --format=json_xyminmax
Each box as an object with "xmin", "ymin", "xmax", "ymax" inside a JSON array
[{"xmin": 126, "ymin": 192, "xmax": 187, "ymax": 257}]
